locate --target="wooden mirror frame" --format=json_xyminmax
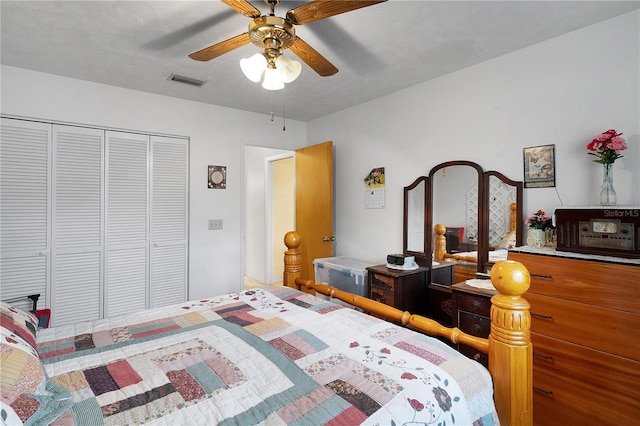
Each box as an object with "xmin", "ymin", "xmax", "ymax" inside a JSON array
[
  {"xmin": 403, "ymin": 161, "xmax": 523, "ymax": 277},
  {"xmin": 403, "ymin": 176, "xmax": 429, "ymax": 265}
]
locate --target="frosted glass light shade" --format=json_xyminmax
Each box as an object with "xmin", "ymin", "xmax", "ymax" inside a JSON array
[
  {"xmin": 262, "ymin": 67, "xmax": 285, "ymax": 90},
  {"xmin": 275, "ymin": 55, "xmax": 301, "ymax": 83},
  {"xmin": 240, "ymin": 53, "xmax": 267, "ymax": 82}
]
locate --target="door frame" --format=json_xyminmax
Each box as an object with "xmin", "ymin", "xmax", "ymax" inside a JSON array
[{"xmin": 264, "ymin": 152, "xmax": 294, "ymax": 284}]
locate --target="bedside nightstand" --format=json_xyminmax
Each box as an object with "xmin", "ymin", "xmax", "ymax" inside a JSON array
[
  {"xmin": 366, "ymin": 265, "xmax": 428, "ymax": 315},
  {"xmin": 451, "ymin": 281, "xmax": 496, "ymax": 367}
]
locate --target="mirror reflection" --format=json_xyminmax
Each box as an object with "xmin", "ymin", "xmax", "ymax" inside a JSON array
[
  {"xmin": 432, "ymin": 166, "xmax": 479, "ymax": 254},
  {"xmin": 488, "ymin": 175, "xmax": 517, "ymax": 249},
  {"xmin": 404, "ymin": 177, "xmax": 426, "ymax": 256}
]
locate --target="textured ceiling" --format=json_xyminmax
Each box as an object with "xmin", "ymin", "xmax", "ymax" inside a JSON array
[{"xmin": 2, "ymin": 1, "xmax": 638, "ymax": 121}]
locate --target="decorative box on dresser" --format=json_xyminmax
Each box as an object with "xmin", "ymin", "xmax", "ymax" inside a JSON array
[
  {"xmin": 508, "ymin": 247, "xmax": 640, "ymax": 425},
  {"xmin": 366, "ymin": 265, "xmax": 428, "ymax": 315}
]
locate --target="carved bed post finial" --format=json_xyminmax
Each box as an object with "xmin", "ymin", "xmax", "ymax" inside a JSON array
[
  {"xmin": 434, "ymin": 224, "xmax": 447, "ymax": 261},
  {"xmin": 489, "ymin": 260, "xmax": 533, "ymax": 426},
  {"xmin": 283, "ymin": 231, "xmax": 302, "ymax": 289}
]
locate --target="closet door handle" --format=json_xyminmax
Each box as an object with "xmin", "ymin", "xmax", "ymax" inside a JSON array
[{"xmin": 322, "ymin": 236, "xmax": 335, "ymax": 243}]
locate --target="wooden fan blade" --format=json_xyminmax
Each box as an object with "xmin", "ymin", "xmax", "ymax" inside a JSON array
[
  {"xmin": 286, "ymin": 0, "xmax": 387, "ymax": 25},
  {"xmin": 221, "ymin": 0, "xmax": 261, "ymax": 18},
  {"xmin": 189, "ymin": 32, "xmax": 250, "ymax": 61},
  {"xmin": 289, "ymin": 36, "xmax": 338, "ymax": 77}
]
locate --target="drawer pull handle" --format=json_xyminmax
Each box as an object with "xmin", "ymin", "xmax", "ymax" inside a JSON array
[
  {"xmin": 472, "ymin": 300, "xmax": 481, "ymax": 310},
  {"xmin": 472, "ymin": 323, "xmax": 482, "ymax": 332},
  {"xmin": 531, "ymin": 312, "xmax": 553, "ymax": 320},
  {"xmin": 531, "ymin": 273, "xmax": 552, "ymax": 280},
  {"xmin": 533, "ymin": 352, "xmax": 554, "ymax": 361},
  {"xmin": 533, "ymin": 386, "xmax": 554, "ymax": 397}
]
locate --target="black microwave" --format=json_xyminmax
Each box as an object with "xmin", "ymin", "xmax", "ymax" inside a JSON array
[{"xmin": 555, "ymin": 208, "xmax": 640, "ymax": 259}]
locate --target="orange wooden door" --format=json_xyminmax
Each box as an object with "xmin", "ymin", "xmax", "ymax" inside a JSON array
[{"xmin": 295, "ymin": 141, "xmax": 334, "ymax": 280}]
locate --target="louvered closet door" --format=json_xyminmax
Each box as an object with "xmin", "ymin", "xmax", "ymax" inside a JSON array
[
  {"xmin": 150, "ymin": 136, "xmax": 188, "ymax": 307},
  {"xmin": 0, "ymin": 119, "xmax": 51, "ymax": 311},
  {"xmin": 52, "ymin": 125, "xmax": 104, "ymax": 326},
  {"xmin": 105, "ymin": 131, "xmax": 149, "ymax": 317}
]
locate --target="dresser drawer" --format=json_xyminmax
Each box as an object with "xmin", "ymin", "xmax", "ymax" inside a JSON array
[
  {"xmin": 370, "ymin": 272, "xmax": 395, "ymax": 291},
  {"xmin": 526, "ymin": 293, "xmax": 640, "ymax": 360},
  {"xmin": 458, "ymin": 311, "xmax": 490, "ymax": 337},
  {"xmin": 456, "ymin": 292, "xmax": 492, "ymax": 316},
  {"xmin": 370, "ymin": 287, "xmax": 395, "ymax": 308},
  {"xmin": 532, "ymin": 333, "xmax": 640, "ymax": 408},
  {"xmin": 533, "ymin": 370, "xmax": 639, "ymax": 425},
  {"xmin": 509, "ymin": 252, "xmax": 640, "ymax": 313}
]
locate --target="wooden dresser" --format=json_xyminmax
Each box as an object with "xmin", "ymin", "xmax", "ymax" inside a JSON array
[{"xmin": 508, "ymin": 249, "xmax": 640, "ymax": 425}]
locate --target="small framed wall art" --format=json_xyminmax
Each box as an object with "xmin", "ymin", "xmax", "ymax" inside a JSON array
[
  {"xmin": 208, "ymin": 165, "xmax": 227, "ymax": 189},
  {"xmin": 523, "ymin": 144, "xmax": 555, "ymax": 188}
]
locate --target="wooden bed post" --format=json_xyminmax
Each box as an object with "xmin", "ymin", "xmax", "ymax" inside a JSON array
[
  {"xmin": 283, "ymin": 231, "xmax": 302, "ymax": 289},
  {"xmin": 489, "ymin": 260, "xmax": 533, "ymax": 426},
  {"xmin": 433, "ymin": 223, "xmax": 447, "ymax": 261}
]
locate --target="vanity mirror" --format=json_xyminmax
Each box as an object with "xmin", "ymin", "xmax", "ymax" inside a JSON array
[
  {"xmin": 427, "ymin": 161, "xmax": 486, "ymax": 273},
  {"xmin": 403, "ymin": 161, "xmax": 523, "ymax": 279}
]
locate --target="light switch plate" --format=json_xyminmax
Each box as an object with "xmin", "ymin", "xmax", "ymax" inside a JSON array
[{"xmin": 208, "ymin": 219, "xmax": 223, "ymax": 230}]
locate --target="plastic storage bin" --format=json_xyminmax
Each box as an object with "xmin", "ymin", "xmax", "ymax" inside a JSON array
[{"xmin": 313, "ymin": 256, "xmax": 374, "ymax": 297}]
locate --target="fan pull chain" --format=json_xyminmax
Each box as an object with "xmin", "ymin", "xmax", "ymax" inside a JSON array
[
  {"xmin": 270, "ymin": 91, "xmax": 275, "ymax": 121},
  {"xmin": 282, "ymin": 85, "xmax": 286, "ymax": 131}
]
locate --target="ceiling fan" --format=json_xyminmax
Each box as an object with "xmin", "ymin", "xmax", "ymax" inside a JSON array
[{"xmin": 189, "ymin": 0, "xmax": 388, "ymax": 88}]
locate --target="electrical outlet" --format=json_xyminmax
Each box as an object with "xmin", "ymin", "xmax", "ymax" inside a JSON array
[{"xmin": 208, "ymin": 219, "xmax": 223, "ymax": 230}]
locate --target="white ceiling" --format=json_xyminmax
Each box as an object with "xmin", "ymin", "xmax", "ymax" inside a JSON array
[{"xmin": 2, "ymin": 1, "xmax": 638, "ymax": 122}]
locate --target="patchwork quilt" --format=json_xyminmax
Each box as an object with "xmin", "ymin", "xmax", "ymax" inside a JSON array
[{"xmin": 36, "ymin": 287, "xmax": 498, "ymax": 425}]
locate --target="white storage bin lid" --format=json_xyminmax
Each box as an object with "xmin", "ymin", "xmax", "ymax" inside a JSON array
[{"xmin": 313, "ymin": 256, "xmax": 375, "ymax": 275}]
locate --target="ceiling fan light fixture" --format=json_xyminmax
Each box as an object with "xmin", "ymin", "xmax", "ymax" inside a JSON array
[
  {"xmin": 262, "ymin": 66, "xmax": 285, "ymax": 90},
  {"xmin": 240, "ymin": 53, "xmax": 267, "ymax": 82},
  {"xmin": 275, "ymin": 54, "xmax": 301, "ymax": 83}
]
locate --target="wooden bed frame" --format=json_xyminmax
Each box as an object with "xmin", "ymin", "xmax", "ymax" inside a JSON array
[{"xmin": 283, "ymin": 231, "xmax": 533, "ymax": 425}]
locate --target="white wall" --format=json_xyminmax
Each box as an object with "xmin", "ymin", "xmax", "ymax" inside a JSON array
[
  {"xmin": 0, "ymin": 66, "xmax": 307, "ymax": 298},
  {"xmin": 306, "ymin": 10, "xmax": 640, "ymax": 263}
]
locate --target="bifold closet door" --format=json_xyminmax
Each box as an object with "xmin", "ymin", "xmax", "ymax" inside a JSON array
[
  {"xmin": 51, "ymin": 125, "xmax": 104, "ymax": 325},
  {"xmin": 105, "ymin": 131, "xmax": 149, "ymax": 317},
  {"xmin": 150, "ymin": 136, "xmax": 188, "ymax": 307},
  {"xmin": 0, "ymin": 119, "xmax": 51, "ymax": 311}
]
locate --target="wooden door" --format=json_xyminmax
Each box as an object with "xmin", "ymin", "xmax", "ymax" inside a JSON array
[{"xmin": 295, "ymin": 141, "xmax": 334, "ymax": 280}]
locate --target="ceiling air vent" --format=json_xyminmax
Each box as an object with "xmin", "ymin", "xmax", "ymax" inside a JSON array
[{"xmin": 168, "ymin": 73, "xmax": 205, "ymax": 87}]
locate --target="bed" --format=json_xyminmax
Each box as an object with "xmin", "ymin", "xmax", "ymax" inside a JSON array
[{"xmin": 1, "ymin": 231, "xmax": 532, "ymax": 425}]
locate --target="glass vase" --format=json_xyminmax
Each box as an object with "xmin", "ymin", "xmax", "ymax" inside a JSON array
[{"xmin": 600, "ymin": 163, "xmax": 617, "ymax": 206}]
